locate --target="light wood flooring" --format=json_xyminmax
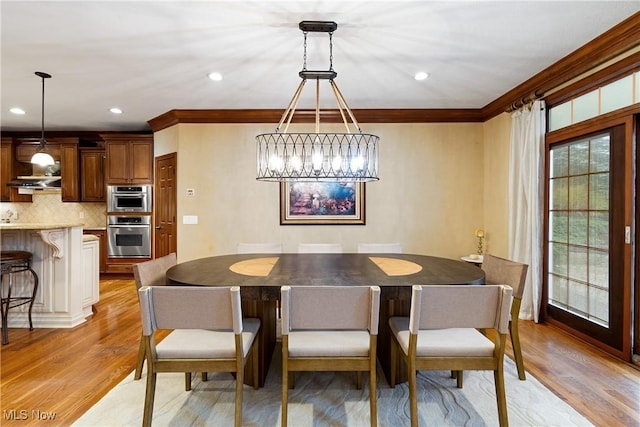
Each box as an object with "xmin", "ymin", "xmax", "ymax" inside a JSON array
[{"xmin": 1, "ymin": 278, "xmax": 638, "ymax": 426}]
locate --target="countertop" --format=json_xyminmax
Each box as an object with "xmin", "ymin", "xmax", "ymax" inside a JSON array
[{"xmin": 0, "ymin": 222, "xmax": 85, "ymax": 230}]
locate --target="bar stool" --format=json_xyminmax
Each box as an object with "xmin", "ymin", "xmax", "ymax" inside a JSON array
[{"xmin": 1, "ymin": 250, "xmax": 39, "ymax": 345}]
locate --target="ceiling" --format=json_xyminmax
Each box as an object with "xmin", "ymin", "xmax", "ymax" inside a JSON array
[{"xmin": 1, "ymin": 1, "xmax": 639, "ymax": 133}]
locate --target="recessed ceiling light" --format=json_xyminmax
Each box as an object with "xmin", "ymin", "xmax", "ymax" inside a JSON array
[
  {"xmin": 208, "ymin": 72, "xmax": 223, "ymax": 81},
  {"xmin": 9, "ymin": 107, "xmax": 25, "ymax": 115},
  {"xmin": 109, "ymin": 107, "xmax": 123, "ymax": 114},
  {"xmin": 414, "ymin": 72, "xmax": 429, "ymax": 81}
]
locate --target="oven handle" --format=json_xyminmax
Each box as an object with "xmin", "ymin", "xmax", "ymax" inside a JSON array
[{"xmin": 108, "ymin": 224, "xmax": 151, "ymax": 228}]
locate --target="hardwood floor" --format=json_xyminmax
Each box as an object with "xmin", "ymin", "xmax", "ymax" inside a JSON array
[{"xmin": 1, "ymin": 278, "xmax": 639, "ymax": 426}]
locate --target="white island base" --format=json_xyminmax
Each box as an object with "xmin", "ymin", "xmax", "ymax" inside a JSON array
[{"xmin": 1, "ymin": 224, "xmax": 99, "ymax": 329}]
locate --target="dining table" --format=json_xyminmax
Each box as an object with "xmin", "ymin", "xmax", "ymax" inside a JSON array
[{"xmin": 166, "ymin": 253, "xmax": 485, "ymax": 386}]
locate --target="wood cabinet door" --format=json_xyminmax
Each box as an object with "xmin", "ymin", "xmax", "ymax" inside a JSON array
[
  {"xmin": 1, "ymin": 139, "xmax": 32, "ymax": 203},
  {"xmin": 80, "ymin": 149, "xmax": 105, "ymax": 201},
  {"xmin": 105, "ymin": 142, "xmax": 129, "ymax": 184},
  {"xmin": 1, "ymin": 142, "xmax": 12, "ymax": 202},
  {"xmin": 60, "ymin": 143, "xmax": 79, "ymax": 202},
  {"xmin": 129, "ymin": 141, "xmax": 153, "ymax": 184}
]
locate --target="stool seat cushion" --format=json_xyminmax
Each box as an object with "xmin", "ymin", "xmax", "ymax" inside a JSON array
[{"xmin": 1, "ymin": 251, "xmax": 33, "ymax": 262}]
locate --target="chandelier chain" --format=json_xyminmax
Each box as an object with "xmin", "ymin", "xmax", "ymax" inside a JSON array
[
  {"xmin": 329, "ymin": 32, "xmax": 333, "ymax": 71},
  {"xmin": 302, "ymin": 31, "xmax": 308, "ymax": 71}
]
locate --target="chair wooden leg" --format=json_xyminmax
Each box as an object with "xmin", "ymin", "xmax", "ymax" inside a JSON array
[
  {"xmin": 281, "ymin": 337, "xmax": 289, "ymax": 427},
  {"xmin": 142, "ymin": 370, "xmax": 156, "ymax": 427},
  {"xmin": 202, "ymin": 372, "xmax": 208, "ymax": 382},
  {"xmin": 134, "ymin": 335, "xmax": 146, "ymax": 380},
  {"xmin": 369, "ymin": 340, "xmax": 378, "ymax": 427},
  {"xmin": 389, "ymin": 338, "xmax": 397, "ymax": 388},
  {"xmin": 408, "ymin": 360, "xmax": 418, "ymax": 427},
  {"xmin": 235, "ymin": 365, "xmax": 243, "ymax": 427},
  {"xmin": 252, "ymin": 338, "xmax": 260, "ymax": 389},
  {"xmin": 456, "ymin": 370, "xmax": 463, "ymax": 388},
  {"xmin": 185, "ymin": 372, "xmax": 192, "ymax": 391},
  {"xmin": 494, "ymin": 367, "xmax": 509, "ymax": 427},
  {"xmin": 356, "ymin": 371, "xmax": 363, "ymax": 390},
  {"xmin": 509, "ymin": 319, "xmax": 526, "ymax": 380}
]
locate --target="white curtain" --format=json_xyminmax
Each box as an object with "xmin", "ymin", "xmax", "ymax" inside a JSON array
[{"xmin": 508, "ymin": 100, "xmax": 545, "ymax": 322}]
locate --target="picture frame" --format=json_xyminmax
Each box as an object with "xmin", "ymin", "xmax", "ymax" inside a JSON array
[{"xmin": 280, "ymin": 182, "xmax": 365, "ymax": 225}]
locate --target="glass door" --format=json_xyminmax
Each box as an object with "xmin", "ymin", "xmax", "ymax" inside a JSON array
[{"xmin": 545, "ymin": 125, "xmax": 626, "ymax": 350}]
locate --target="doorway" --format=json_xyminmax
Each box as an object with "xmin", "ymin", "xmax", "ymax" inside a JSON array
[
  {"xmin": 154, "ymin": 153, "xmax": 177, "ymax": 258},
  {"xmin": 544, "ymin": 121, "xmax": 633, "ymax": 359}
]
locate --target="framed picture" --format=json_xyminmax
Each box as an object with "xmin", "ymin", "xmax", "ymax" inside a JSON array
[{"xmin": 280, "ymin": 182, "xmax": 365, "ymax": 225}]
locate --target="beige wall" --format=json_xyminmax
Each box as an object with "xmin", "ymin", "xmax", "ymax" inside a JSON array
[
  {"xmin": 482, "ymin": 112, "xmax": 512, "ymax": 257},
  {"xmin": 155, "ymin": 120, "xmax": 513, "ymax": 263}
]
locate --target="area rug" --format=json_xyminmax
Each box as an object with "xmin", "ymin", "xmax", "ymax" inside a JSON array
[{"xmin": 73, "ymin": 345, "xmax": 592, "ymax": 427}]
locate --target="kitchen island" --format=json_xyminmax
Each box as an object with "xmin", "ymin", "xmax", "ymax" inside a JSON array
[{"xmin": 0, "ymin": 222, "xmax": 98, "ymax": 328}]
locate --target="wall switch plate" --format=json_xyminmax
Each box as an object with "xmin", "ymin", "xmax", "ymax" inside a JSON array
[
  {"xmin": 183, "ymin": 215, "xmax": 198, "ymax": 225},
  {"xmin": 186, "ymin": 188, "xmax": 195, "ymax": 196}
]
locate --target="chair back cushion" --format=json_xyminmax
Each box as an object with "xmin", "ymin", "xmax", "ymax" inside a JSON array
[
  {"xmin": 357, "ymin": 243, "xmax": 403, "ymax": 253},
  {"xmin": 409, "ymin": 285, "xmax": 512, "ymax": 334},
  {"xmin": 138, "ymin": 286, "xmax": 242, "ymax": 335},
  {"xmin": 297, "ymin": 243, "xmax": 343, "ymax": 253},
  {"xmin": 482, "ymin": 253, "xmax": 528, "ymax": 299},
  {"xmin": 281, "ymin": 285, "xmax": 380, "ymax": 333},
  {"xmin": 236, "ymin": 242, "xmax": 283, "ymax": 254},
  {"xmin": 133, "ymin": 252, "xmax": 177, "ymax": 289}
]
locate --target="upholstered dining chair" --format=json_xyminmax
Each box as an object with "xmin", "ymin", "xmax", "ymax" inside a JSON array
[
  {"xmin": 236, "ymin": 242, "xmax": 283, "ymax": 254},
  {"xmin": 482, "ymin": 253, "xmax": 529, "ymax": 380},
  {"xmin": 132, "ymin": 252, "xmax": 177, "ymax": 381},
  {"xmin": 389, "ymin": 284, "xmax": 513, "ymax": 427},
  {"xmin": 357, "ymin": 243, "xmax": 403, "ymax": 253},
  {"xmin": 280, "ymin": 285, "xmax": 380, "ymax": 427},
  {"xmin": 138, "ymin": 285, "xmax": 260, "ymax": 427},
  {"xmin": 297, "ymin": 243, "xmax": 343, "ymax": 253}
]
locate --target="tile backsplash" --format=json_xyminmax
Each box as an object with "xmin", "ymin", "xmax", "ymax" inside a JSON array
[{"xmin": 1, "ymin": 193, "xmax": 106, "ymax": 228}]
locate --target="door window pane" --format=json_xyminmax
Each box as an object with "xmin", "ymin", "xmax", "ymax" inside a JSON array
[
  {"xmin": 569, "ymin": 141, "xmax": 589, "ymax": 175},
  {"xmin": 547, "ymin": 133, "xmax": 610, "ymax": 327}
]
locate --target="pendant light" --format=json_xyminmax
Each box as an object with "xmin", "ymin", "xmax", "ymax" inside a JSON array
[
  {"xmin": 256, "ymin": 21, "xmax": 379, "ymax": 182},
  {"xmin": 30, "ymin": 71, "xmax": 55, "ymax": 166}
]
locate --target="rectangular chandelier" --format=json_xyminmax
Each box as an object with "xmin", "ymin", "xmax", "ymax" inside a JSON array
[{"xmin": 256, "ymin": 21, "xmax": 380, "ymax": 182}]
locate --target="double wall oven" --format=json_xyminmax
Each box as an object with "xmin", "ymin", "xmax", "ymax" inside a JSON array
[{"xmin": 107, "ymin": 185, "xmax": 152, "ymax": 258}]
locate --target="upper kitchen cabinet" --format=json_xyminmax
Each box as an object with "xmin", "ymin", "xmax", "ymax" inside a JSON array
[
  {"xmin": 59, "ymin": 140, "xmax": 79, "ymax": 202},
  {"xmin": 13, "ymin": 137, "xmax": 80, "ymax": 202},
  {"xmin": 0, "ymin": 138, "xmax": 31, "ymax": 202},
  {"xmin": 80, "ymin": 148, "xmax": 105, "ymax": 202},
  {"xmin": 102, "ymin": 134, "xmax": 153, "ymax": 185}
]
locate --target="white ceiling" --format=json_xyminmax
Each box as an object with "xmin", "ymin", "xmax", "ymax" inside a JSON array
[{"xmin": 1, "ymin": 1, "xmax": 638, "ymax": 132}]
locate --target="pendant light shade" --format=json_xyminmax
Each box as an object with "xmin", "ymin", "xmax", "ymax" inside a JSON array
[
  {"xmin": 31, "ymin": 71, "xmax": 55, "ymax": 166},
  {"xmin": 256, "ymin": 21, "xmax": 380, "ymax": 182}
]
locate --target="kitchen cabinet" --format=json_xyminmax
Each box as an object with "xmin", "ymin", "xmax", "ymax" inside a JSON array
[
  {"xmin": 83, "ymin": 229, "xmax": 107, "ymax": 273},
  {"xmin": 102, "ymin": 134, "xmax": 153, "ymax": 185},
  {"xmin": 60, "ymin": 141, "xmax": 79, "ymax": 202},
  {"xmin": 80, "ymin": 148, "xmax": 106, "ymax": 202},
  {"xmin": 15, "ymin": 143, "xmax": 61, "ymax": 162},
  {"xmin": 82, "ymin": 235, "xmax": 100, "ymax": 311},
  {"xmin": 0, "ymin": 138, "xmax": 32, "ymax": 202},
  {"xmin": 13, "ymin": 137, "xmax": 80, "ymax": 202}
]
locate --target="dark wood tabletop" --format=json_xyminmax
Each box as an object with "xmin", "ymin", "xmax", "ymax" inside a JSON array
[{"xmin": 166, "ymin": 253, "xmax": 485, "ymax": 300}]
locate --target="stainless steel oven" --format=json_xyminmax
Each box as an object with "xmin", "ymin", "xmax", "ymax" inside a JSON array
[
  {"xmin": 107, "ymin": 216, "xmax": 152, "ymax": 258},
  {"xmin": 107, "ymin": 185, "xmax": 152, "ymax": 213}
]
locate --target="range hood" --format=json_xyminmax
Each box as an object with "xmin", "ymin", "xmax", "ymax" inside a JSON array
[{"xmin": 7, "ymin": 176, "xmax": 62, "ymax": 193}]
